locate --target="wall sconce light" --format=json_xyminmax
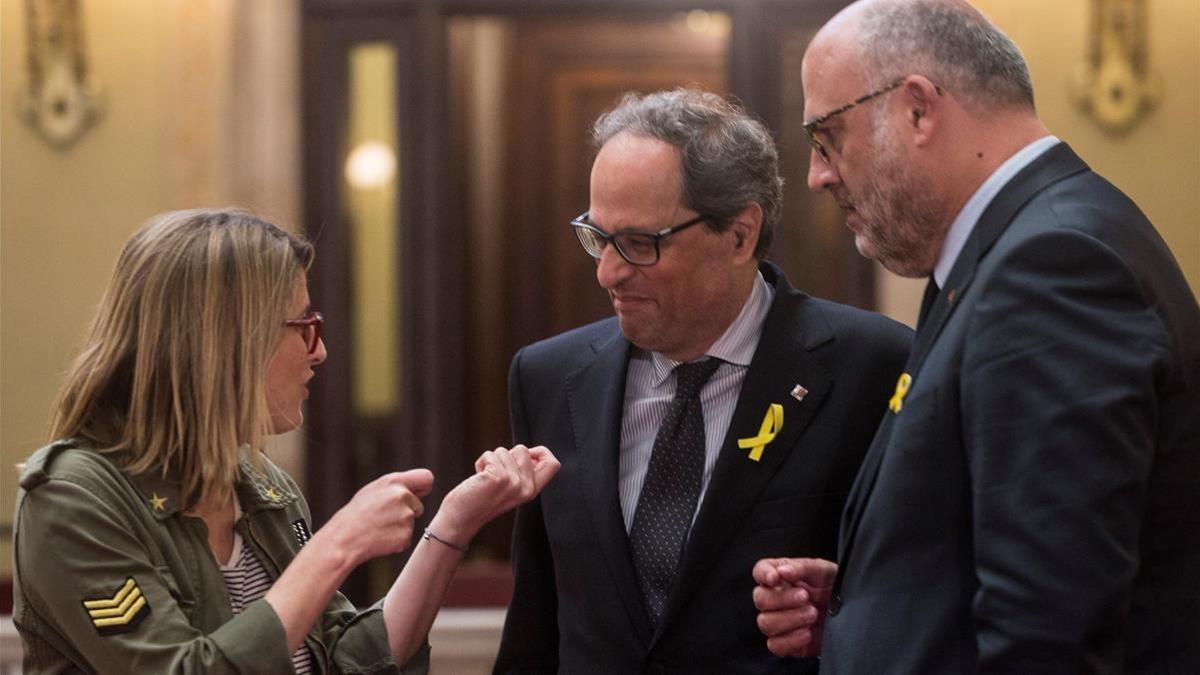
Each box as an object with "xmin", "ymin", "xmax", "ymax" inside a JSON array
[
  {"xmin": 1071, "ymin": 0, "xmax": 1160, "ymax": 135},
  {"xmin": 345, "ymin": 141, "xmax": 397, "ymax": 190},
  {"xmin": 22, "ymin": 0, "xmax": 105, "ymax": 150}
]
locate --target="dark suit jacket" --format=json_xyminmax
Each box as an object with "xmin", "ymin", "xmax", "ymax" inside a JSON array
[
  {"xmin": 494, "ymin": 263, "xmax": 912, "ymax": 674},
  {"xmin": 825, "ymin": 143, "xmax": 1200, "ymax": 673}
]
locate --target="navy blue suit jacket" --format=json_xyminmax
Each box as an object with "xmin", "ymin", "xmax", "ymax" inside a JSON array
[
  {"xmin": 825, "ymin": 144, "xmax": 1200, "ymax": 673},
  {"xmin": 495, "ymin": 263, "xmax": 912, "ymax": 674}
]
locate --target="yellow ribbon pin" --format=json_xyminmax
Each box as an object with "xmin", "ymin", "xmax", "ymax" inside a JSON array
[
  {"xmin": 738, "ymin": 403, "xmax": 784, "ymax": 462},
  {"xmin": 888, "ymin": 373, "xmax": 912, "ymax": 413}
]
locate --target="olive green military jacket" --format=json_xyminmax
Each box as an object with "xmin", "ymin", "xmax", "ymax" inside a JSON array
[{"xmin": 13, "ymin": 440, "xmax": 431, "ymax": 674}]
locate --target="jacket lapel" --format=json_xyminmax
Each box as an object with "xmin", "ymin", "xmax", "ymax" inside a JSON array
[
  {"xmin": 564, "ymin": 328, "xmax": 655, "ymax": 643},
  {"xmin": 653, "ymin": 269, "xmax": 835, "ymax": 639},
  {"xmin": 907, "ymin": 143, "xmax": 1089, "ymax": 375},
  {"xmin": 836, "ymin": 142, "xmax": 1091, "ymax": 567}
]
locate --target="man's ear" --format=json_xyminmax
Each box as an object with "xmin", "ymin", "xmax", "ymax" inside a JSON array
[
  {"xmin": 729, "ymin": 202, "xmax": 763, "ymax": 263},
  {"xmin": 903, "ymin": 75, "xmax": 943, "ymax": 147}
]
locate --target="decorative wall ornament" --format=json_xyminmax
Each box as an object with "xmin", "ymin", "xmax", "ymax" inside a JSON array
[
  {"xmin": 1071, "ymin": 0, "xmax": 1161, "ymax": 135},
  {"xmin": 22, "ymin": 0, "xmax": 105, "ymax": 149}
]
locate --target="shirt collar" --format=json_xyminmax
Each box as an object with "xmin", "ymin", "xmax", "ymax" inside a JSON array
[
  {"xmin": 932, "ymin": 135, "xmax": 1061, "ymax": 287},
  {"xmin": 234, "ymin": 457, "xmax": 301, "ymax": 513},
  {"xmin": 648, "ymin": 270, "xmax": 775, "ymax": 384}
]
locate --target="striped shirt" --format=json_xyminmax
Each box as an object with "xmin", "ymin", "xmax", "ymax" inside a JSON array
[
  {"xmin": 618, "ymin": 271, "xmax": 775, "ymax": 531},
  {"xmin": 220, "ymin": 507, "xmax": 314, "ymax": 674}
]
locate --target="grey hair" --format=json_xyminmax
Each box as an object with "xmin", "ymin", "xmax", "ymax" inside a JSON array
[
  {"xmin": 592, "ymin": 89, "xmax": 783, "ymax": 260},
  {"xmin": 857, "ymin": 0, "xmax": 1035, "ymax": 112}
]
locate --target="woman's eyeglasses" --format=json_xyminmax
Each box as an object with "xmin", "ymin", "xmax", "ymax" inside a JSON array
[{"xmin": 284, "ymin": 311, "xmax": 324, "ymax": 354}]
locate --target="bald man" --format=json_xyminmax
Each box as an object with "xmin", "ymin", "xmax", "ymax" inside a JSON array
[{"xmin": 753, "ymin": 1, "xmax": 1200, "ymax": 672}]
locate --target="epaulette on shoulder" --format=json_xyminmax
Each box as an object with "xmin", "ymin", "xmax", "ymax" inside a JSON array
[{"xmin": 19, "ymin": 439, "xmax": 83, "ymax": 491}]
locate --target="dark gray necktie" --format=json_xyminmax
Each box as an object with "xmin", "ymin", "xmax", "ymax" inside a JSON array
[{"xmin": 629, "ymin": 358, "xmax": 721, "ymax": 626}]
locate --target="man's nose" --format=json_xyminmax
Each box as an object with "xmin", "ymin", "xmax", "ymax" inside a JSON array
[
  {"xmin": 596, "ymin": 244, "xmax": 633, "ymax": 290},
  {"xmin": 807, "ymin": 149, "xmax": 841, "ymax": 193}
]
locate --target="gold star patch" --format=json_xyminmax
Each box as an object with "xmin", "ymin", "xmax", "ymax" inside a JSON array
[
  {"xmin": 82, "ymin": 577, "xmax": 151, "ymax": 635},
  {"xmin": 264, "ymin": 487, "xmax": 282, "ymax": 502},
  {"xmin": 148, "ymin": 493, "xmax": 167, "ymax": 511}
]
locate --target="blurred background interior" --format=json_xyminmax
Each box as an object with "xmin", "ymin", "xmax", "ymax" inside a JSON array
[{"xmin": 2, "ymin": 0, "xmax": 1196, "ymax": 672}]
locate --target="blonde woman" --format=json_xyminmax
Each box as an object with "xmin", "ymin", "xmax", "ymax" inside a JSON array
[{"xmin": 12, "ymin": 208, "xmax": 559, "ymax": 674}]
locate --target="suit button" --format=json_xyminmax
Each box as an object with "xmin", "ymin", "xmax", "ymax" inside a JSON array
[{"xmin": 827, "ymin": 594, "xmax": 843, "ymax": 616}]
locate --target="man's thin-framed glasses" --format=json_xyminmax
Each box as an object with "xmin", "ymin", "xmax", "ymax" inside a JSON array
[
  {"xmin": 570, "ymin": 211, "xmax": 708, "ymax": 266},
  {"xmin": 284, "ymin": 311, "xmax": 324, "ymax": 354},
  {"xmin": 802, "ymin": 76, "xmax": 906, "ymax": 162}
]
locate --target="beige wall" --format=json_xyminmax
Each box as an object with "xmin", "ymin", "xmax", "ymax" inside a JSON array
[{"xmin": 879, "ymin": 0, "xmax": 1200, "ymax": 325}]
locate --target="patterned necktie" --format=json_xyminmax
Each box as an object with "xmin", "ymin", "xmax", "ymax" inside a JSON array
[{"xmin": 629, "ymin": 358, "xmax": 722, "ymax": 627}]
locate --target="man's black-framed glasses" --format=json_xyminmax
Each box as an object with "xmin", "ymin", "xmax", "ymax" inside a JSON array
[
  {"xmin": 284, "ymin": 310, "xmax": 324, "ymax": 354},
  {"xmin": 802, "ymin": 76, "xmax": 906, "ymax": 162},
  {"xmin": 570, "ymin": 211, "xmax": 708, "ymax": 266}
]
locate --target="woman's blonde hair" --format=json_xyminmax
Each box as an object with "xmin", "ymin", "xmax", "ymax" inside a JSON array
[{"xmin": 50, "ymin": 208, "xmax": 314, "ymax": 509}]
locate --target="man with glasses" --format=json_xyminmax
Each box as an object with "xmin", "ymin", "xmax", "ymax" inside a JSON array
[
  {"xmin": 753, "ymin": 1, "xmax": 1200, "ymax": 672},
  {"xmin": 494, "ymin": 89, "xmax": 912, "ymax": 674}
]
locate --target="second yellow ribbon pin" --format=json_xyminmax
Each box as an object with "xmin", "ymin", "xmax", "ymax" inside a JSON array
[{"xmin": 888, "ymin": 373, "xmax": 912, "ymax": 413}]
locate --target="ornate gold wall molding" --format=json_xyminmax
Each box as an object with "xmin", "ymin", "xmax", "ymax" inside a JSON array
[
  {"xmin": 22, "ymin": 0, "xmax": 104, "ymax": 149},
  {"xmin": 1071, "ymin": 0, "xmax": 1161, "ymax": 135}
]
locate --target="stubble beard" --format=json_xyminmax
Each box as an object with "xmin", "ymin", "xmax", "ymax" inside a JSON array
[{"xmin": 840, "ymin": 118, "xmax": 946, "ymax": 278}]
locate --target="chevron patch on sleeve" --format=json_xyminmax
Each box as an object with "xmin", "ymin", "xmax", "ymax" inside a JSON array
[{"xmin": 81, "ymin": 577, "xmax": 151, "ymax": 635}]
